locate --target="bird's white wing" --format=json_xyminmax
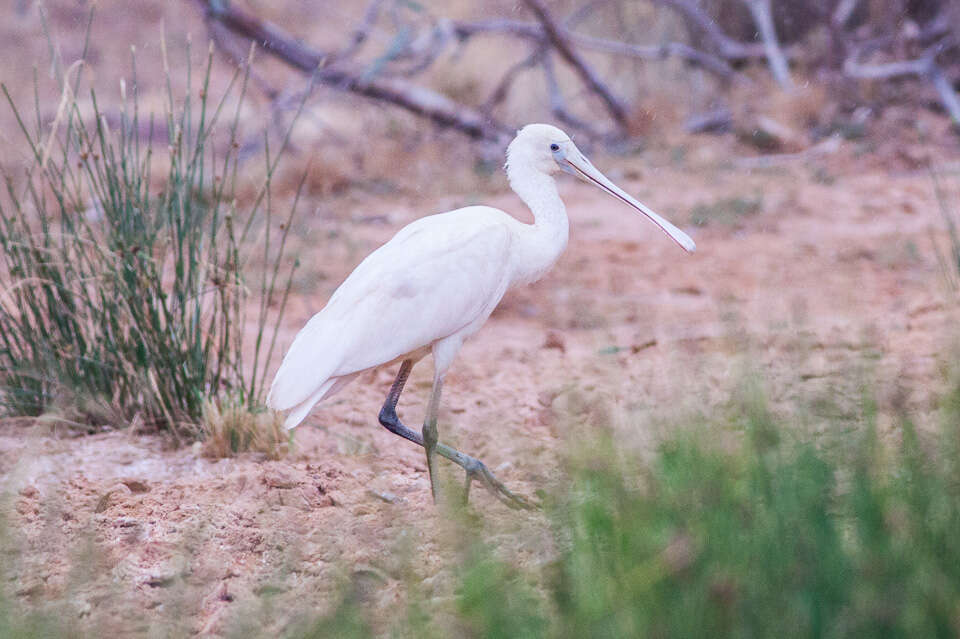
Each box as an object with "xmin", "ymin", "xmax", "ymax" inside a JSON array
[{"xmin": 268, "ymin": 206, "xmax": 517, "ymax": 410}]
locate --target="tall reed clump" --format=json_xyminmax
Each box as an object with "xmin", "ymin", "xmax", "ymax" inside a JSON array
[{"xmin": 0, "ymin": 43, "xmax": 300, "ymax": 437}]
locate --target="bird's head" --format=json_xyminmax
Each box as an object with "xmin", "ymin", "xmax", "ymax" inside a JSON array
[
  {"xmin": 506, "ymin": 123, "xmax": 572, "ymax": 176},
  {"xmin": 506, "ymin": 123, "xmax": 695, "ymax": 253}
]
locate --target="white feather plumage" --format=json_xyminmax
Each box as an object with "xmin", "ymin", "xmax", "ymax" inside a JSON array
[{"xmin": 267, "ymin": 123, "xmax": 694, "ymax": 431}]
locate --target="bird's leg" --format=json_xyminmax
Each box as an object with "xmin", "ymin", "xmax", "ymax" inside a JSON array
[
  {"xmin": 422, "ymin": 376, "xmax": 443, "ymax": 504},
  {"xmin": 377, "ymin": 362, "xmax": 537, "ymax": 510},
  {"xmin": 377, "ymin": 359, "xmax": 424, "ymax": 446}
]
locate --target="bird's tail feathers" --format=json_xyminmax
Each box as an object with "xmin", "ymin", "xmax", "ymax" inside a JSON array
[
  {"xmin": 267, "ymin": 313, "xmax": 349, "ymax": 412},
  {"xmin": 281, "ymin": 378, "xmax": 336, "ymax": 430},
  {"xmin": 278, "ymin": 372, "xmax": 360, "ymax": 430}
]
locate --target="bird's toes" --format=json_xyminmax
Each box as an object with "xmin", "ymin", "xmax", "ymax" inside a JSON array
[{"xmin": 461, "ymin": 456, "xmax": 538, "ymax": 510}]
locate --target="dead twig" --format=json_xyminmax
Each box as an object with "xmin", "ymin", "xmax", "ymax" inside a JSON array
[
  {"xmin": 685, "ymin": 107, "xmax": 733, "ymax": 134},
  {"xmin": 328, "ymin": 0, "xmax": 385, "ymax": 64},
  {"xmin": 522, "ymin": 0, "xmax": 629, "ymax": 130}
]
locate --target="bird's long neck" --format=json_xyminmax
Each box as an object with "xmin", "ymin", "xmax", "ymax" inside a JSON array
[{"xmin": 508, "ymin": 163, "xmax": 570, "ymax": 285}]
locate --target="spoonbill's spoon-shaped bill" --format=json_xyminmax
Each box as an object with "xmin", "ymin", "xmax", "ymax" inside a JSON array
[{"xmin": 552, "ymin": 141, "xmax": 696, "ymax": 253}]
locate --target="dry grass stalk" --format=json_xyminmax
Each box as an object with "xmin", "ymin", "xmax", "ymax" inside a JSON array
[{"xmin": 200, "ymin": 397, "xmax": 287, "ymax": 459}]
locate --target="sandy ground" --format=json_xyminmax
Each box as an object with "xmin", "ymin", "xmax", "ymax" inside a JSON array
[{"xmin": 2, "ymin": 154, "xmax": 958, "ymax": 634}]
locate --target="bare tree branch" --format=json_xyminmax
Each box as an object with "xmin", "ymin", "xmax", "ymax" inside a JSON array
[
  {"xmin": 929, "ymin": 63, "xmax": 960, "ymax": 127},
  {"xmin": 328, "ymin": 0, "xmax": 385, "ymax": 64},
  {"xmin": 564, "ymin": 0, "xmax": 617, "ymax": 28},
  {"xmin": 522, "ymin": 0, "xmax": 629, "ymax": 129},
  {"xmin": 845, "ymin": 37, "xmax": 960, "ymax": 126},
  {"xmin": 194, "ymin": 0, "xmax": 510, "ymax": 144},
  {"xmin": 831, "ymin": 0, "xmax": 860, "ymax": 29},
  {"xmin": 451, "ymin": 19, "xmax": 542, "ymax": 40},
  {"xmin": 200, "ymin": 0, "xmax": 326, "ymax": 72},
  {"xmin": 206, "ymin": 19, "xmax": 278, "ymax": 98},
  {"xmin": 482, "ymin": 44, "xmax": 546, "ymax": 114},
  {"xmin": 572, "ymin": 32, "xmax": 736, "ymax": 79},
  {"xmin": 541, "ymin": 50, "xmax": 603, "ymax": 138},
  {"xmin": 192, "ymin": 0, "xmax": 960, "ymax": 147},
  {"xmin": 651, "ymin": 0, "xmax": 769, "ymax": 60},
  {"xmin": 453, "ymin": 18, "xmax": 738, "ymax": 78},
  {"xmin": 742, "ymin": 0, "xmax": 793, "ymax": 89}
]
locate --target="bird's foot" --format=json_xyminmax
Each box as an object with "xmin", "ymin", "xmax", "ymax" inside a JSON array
[{"xmin": 462, "ymin": 456, "xmax": 538, "ymax": 510}]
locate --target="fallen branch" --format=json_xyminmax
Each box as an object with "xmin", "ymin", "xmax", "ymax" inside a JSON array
[
  {"xmin": 685, "ymin": 107, "xmax": 733, "ymax": 134},
  {"xmin": 734, "ymin": 135, "xmax": 842, "ymax": 168},
  {"xmin": 195, "ymin": 0, "xmax": 510, "ymax": 144},
  {"xmin": 845, "ymin": 37, "xmax": 960, "ymax": 126}
]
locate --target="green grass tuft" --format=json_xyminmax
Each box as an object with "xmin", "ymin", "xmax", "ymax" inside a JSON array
[
  {"xmin": 457, "ymin": 548, "xmax": 547, "ymax": 639},
  {"xmin": 689, "ymin": 193, "xmax": 763, "ymax": 228}
]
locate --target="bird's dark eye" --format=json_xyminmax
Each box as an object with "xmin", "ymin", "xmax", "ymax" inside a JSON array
[{"xmin": 550, "ymin": 143, "xmax": 559, "ymax": 151}]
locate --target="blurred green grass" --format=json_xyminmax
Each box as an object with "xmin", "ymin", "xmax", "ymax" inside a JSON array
[
  {"xmin": 4, "ymin": 365, "xmax": 960, "ymax": 638},
  {"xmin": 689, "ymin": 193, "xmax": 764, "ymax": 228}
]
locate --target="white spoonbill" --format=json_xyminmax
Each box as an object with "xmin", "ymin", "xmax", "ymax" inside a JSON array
[{"xmin": 268, "ymin": 123, "xmax": 695, "ymax": 508}]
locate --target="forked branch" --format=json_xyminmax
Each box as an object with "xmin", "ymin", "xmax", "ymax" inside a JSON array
[
  {"xmin": 845, "ymin": 37, "xmax": 960, "ymax": 126},
  {"xmin": 195, "ymin": 0, "xmax": 510, "ymax": 144},
  {"xmin": 522, "ymin": 0, "xmax": 629, "ymax": 129}
]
